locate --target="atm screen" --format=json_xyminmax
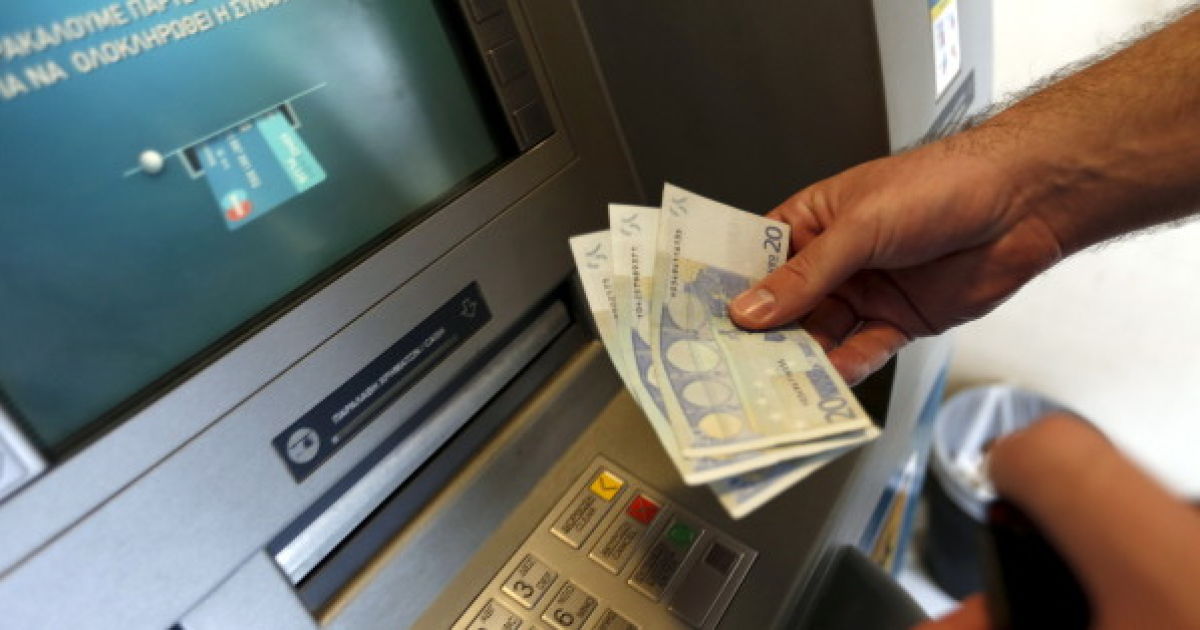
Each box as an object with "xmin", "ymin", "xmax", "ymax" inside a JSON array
[{"xmin": 0, "ymin": 0, "xmax": 510, "ymax": 455}]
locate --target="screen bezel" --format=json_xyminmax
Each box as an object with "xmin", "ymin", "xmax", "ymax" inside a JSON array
[
  {"xmin": 0, "ymin": 0, "xmax": 523, "ymax": 460},
  {"xmin": 0, "ymin": 0, "xmax": 587, "ymax": 575}
]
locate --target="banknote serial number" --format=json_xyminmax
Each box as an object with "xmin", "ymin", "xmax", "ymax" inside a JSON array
[
  {"xmin": 668, "ymin": 228, "xmax": 683, "ymax": 299},
  {"xmin": 601, "ymin": 276, "xmax": 617, "ymax": 314},
  {"xmin": 763, "ymin": 225, "xmax": 785, "ymax": 271},
  {"xmin": 631, "ymin": 246, "xmax": 645, "ymax": 319}
]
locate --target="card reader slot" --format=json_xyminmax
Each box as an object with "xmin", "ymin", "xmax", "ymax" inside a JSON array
[
  {"xmin": 270, "ymin": 300, "xmax": 569, "ymax": 584},
  {"xmin": 303, "ymin": 327, "xmax": 590, "ymax": 618},
  {"xmin": 263, "ymin": 296, "xmax": 588, "ymax": 618}
]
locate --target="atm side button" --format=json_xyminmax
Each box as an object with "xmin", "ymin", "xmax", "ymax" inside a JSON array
[
  {"xmin": 466, "ymin": 0, "xmax": 505, "ymax": 23},
  {"xmin": 666, "ymin": 540, "xmax": 744, "ymax": 627},
  {"xmin": 486, "ymin": 39, "xmax": 529, "ymax": 85},
  {"xmin": 511, "ymin": 100, "xmax": 553, "ymax": 148}
]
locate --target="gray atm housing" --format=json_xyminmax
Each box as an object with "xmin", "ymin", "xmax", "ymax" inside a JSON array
[{"xmin": 0, "ymin": 1, "xmax": 991, "ymax": 628}]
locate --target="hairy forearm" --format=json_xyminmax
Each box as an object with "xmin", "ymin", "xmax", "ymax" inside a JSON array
[{"xmin": 963, "ymin": 7, "xmax": 1200, "ymax": 254}]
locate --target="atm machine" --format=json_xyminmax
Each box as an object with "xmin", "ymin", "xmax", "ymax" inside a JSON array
[{"xmin": 0, "ymin": 1, "xmax": 990, "ymax": 628}]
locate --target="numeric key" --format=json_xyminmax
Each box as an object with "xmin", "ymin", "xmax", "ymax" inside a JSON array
[{"xmin": 501, "ymin": 554, "xmax": 557, "ymax": 609}]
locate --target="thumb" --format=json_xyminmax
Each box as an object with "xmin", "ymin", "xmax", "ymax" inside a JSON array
[
  {"xmin": 729, "ymin": 224, "xmax": 871, "ymax": 328},
  {"xmin": 988, "ymin": 414, "xmax": 1200, "ymax": 622}
]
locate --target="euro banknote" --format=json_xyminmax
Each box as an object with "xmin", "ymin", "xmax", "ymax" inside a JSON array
[
  {"xmin": 570, "ymin": 184, "xmax": 878, "ymax": 518},
  {"xmin": 709, "ymin": 447, "xmax": 851, "ymax": 519},
  {"xmin": 609, "ymin": 204, "xmax": 668, "ymax": 429},
  {"xmin": 649, "ymin": 184, "xmax": 875, "ymax": 458},
  {"xmin": 573, "ymin": 229, "xmax": 753, "ymax": 485},
  {"xmin": 608, "ymin": 205, "xmax": 877, "ymax": 482},
  {"xmin": 568, "ymin": 232, "xmax": 627, "ymax": 379},
  {"xmin": 574, "ymin": 230, "xmax": 866, "ymax": 515}
]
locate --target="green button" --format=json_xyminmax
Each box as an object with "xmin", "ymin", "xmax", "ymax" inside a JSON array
[{"xmin": 666, "ymin": 523, "xmax": 696, "ymax": 548}]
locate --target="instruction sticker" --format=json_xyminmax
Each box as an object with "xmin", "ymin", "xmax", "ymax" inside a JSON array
[
  {"xmin": 198, "ymin": 110, "xmax": 326, "ymax": 230},
  {"xmin": 929, "ymin": 0, "xmax": 962, "ymax": 98},
  {"xmin": 271, "ymin": 283, "xmax": 492, "ymax": 482}
]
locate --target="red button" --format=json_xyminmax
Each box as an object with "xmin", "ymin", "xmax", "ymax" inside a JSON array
[{"xmin": 627, "ymin": 495, "xmax": 661, "ymax": 525}]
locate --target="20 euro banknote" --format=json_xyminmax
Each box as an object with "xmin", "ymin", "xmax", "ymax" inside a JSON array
[
  {"xmin": 608, "ymin": 207, "xmax": 877, "ymax": 482},
  {"xmin": 649, "ymin": 184, "xmax": 875, "ymax": 458}
]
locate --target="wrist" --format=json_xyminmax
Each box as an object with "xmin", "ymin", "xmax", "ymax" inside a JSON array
[
  {"xmin": 995, "ymin": 126, "xmax": 1200, "ymax": 256},
  {"xmin": 959, "ymin": 111, "xmax": 1139, "ymax": 257},
  {"xmin": 954, "ymin": 8, "xmax": 1200, "ymax": 255}
]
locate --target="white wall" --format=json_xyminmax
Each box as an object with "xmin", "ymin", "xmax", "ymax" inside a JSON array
[
  {"xmin": 948, "ymin": 0, "xmax": 1200, "ymax": 496},
  {"xmin": 992, "ymin": 0, "xmax": 1190, "ymax": 97}
]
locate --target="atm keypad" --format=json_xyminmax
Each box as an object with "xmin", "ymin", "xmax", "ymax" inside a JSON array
[{"xmin": 451, "ymin": 458, "xmax": 755, "ymax": 630}]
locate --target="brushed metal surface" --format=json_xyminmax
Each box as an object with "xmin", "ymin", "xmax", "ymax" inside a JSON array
[{"xmin": 274, "ymin": 302, "xmax": 570, "ymax": 583}]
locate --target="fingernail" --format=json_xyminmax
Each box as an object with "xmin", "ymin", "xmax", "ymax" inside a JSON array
[{"xmin": 731, "ymin": 288, "xmax": 776, "ymax": 322}]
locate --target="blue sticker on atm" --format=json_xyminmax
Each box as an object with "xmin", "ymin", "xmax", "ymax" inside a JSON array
[{"xmin": 198, "ymin": 110, "xmax": 326, "ymax": 230}]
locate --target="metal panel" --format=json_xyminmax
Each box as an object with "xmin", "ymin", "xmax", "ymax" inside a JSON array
[
  {"xmin": 874, "ymin": 0, "xmax": 995, "ymax": 150},
  {"xmin": 274, "ymin": 302, "xmax": 570, "ymax": 583},
  {"xmin": 327, "ymin": 344, "xmax": 623, "ymax": 630},
  {"xmin": 292, "ymin": 321, "xmax": 599, "ymax": 615},
  {"xmin": 178, "ymin": 552, "xmax": 317, "ymax": 630},
  {"xmin": 577, "ymin": 0, "xmax": 892, "ymax": 212}
]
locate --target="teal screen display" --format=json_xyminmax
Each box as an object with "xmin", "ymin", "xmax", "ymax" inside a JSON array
[{"xmin": 0, "ymin": 0, "xmax": 508, "ymax": 453}]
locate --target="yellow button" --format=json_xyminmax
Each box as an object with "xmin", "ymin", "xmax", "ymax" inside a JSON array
[{"xmin": 589, "ymin": 470, "xmax": 624, "ymax": 501}]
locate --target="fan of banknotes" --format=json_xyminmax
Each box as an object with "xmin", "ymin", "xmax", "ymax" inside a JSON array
[{"xmin": 568, "ymin": 183, "xmax": 880, "ymax": 519}]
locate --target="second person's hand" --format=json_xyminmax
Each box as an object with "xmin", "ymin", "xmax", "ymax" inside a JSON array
[{"xmin": 915, "ymin": 414, "xmax": 1200, "ymax": 630}]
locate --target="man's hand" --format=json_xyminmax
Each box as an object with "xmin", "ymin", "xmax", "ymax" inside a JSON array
[
  {"xmin": 729, "ymin": 136, "xmax": 1063, "ymax": 385},
  {"xmin": 916, "ymin": 415, "xmax": 1200, "ymax": 630},
  {"xmin": 730, "ymin": 8, "xmax": 1200, "ymax": 386}
]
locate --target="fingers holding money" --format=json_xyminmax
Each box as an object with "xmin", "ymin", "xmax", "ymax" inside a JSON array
[
  {"xmin": 729, "ymin": 222, "xmax": 874, "ymax": 330},
  {"xmin": 826, "ymin": 321, "xmax": 909, "ymax": 386},
  {"xmin": 802, "ymin": 296, "xmax": 858, "ymax": 351},
  {"xmin": 777, "ymin": 282, "xmax": 912, "ymax": 385},
  {"xmin": 738, "ymin": 182, "xmax": 872, "ymax": 330},
  {"xmin": 765, "ymin": 189, "xmax": 827, "ymax": 250}
]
